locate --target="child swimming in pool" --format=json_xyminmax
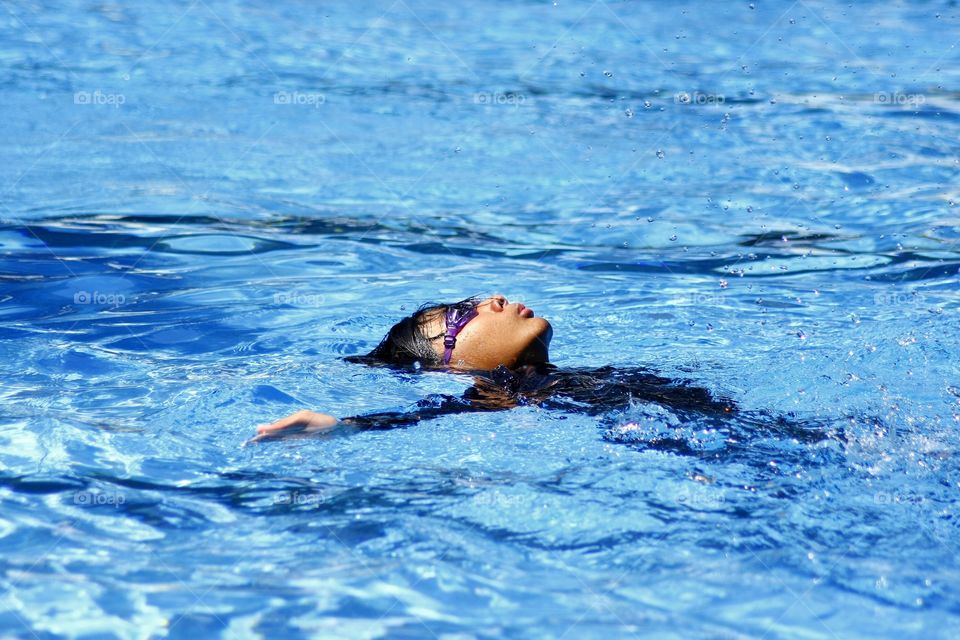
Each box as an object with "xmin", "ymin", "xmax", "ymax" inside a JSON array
[{"xmin": 251, "ymin": 294, "xmax": 737, "ymax": 442}]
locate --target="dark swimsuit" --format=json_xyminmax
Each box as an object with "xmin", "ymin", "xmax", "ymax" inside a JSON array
[
  {"xmin": 340, "ymin": 363, "xmax": 737, "ymax": 431},
  {"xmin": 335, "ymin": 363, "xmax": 842, "ymax": 469}
]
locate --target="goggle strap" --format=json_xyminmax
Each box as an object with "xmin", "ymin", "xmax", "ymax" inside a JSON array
[{"xmin": 442, "ymin": 306, "xmax": 479, "ymax": 365}]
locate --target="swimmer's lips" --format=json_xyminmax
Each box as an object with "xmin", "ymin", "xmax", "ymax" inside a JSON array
[{"xmin": 517, "ymin": 303, "xmax": 534, "ymax": 318}]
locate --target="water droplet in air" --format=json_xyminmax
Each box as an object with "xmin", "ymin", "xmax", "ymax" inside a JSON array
[
  {"xmin": 603, "ymin": 70, "xmax": 613, "ymax": 77},
  {"xmin": 669, "ymin": 234, "xmax": 678, "ymax": 241},
  {"xmin": 656, "ymin": 149, "xmax": 665, "ymax": 159},
  {"xmin": 749, "ymin": 3, "xmax": 755, "ymax": 9},
  {"xmin": 647, "ymin": 216, "xmax": 654, "ymax": 222},
  {"xmin": 643, "ymin": 100, "xmax": 652, "ymax": 109},
  {"xmin": 719, "ymin": 280, "xmax": 728, "ymax": 289},
  {"xmin": 625, "ymin": 108, "xmax": 634, "ymax": 118}
]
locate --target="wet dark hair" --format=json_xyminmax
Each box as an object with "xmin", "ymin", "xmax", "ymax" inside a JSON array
[{"xmin": 344, "ymin": 296, "xmax": 482, "ymax": 368}]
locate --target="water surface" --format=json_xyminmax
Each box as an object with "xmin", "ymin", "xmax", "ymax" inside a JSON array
[{"xmin": 1, "ymin": 1, "xmax": 959, "ymax": 638}]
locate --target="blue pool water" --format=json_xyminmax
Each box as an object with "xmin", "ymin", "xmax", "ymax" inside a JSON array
[{"xmin": 2, "ymin": 1, "xmax": 959, "ymax": 637}]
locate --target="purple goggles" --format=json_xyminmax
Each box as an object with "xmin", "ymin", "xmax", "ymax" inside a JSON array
[{"xmin": 442, "ymin": 303, "xmax": 479, "ymax": 365}]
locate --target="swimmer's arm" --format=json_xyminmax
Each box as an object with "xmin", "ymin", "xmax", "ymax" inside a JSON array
[
  {"xmin": 249, "ymin": 393, "xmax": 504, "ymax": 443},
  {"xmin": 250, "ymin": 409, "xmax": 340, "ymax": 442}
]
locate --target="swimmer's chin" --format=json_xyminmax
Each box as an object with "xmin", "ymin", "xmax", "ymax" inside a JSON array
[
  {"xmin": 531, "ymin": 317, "xmax": 552, "ymax": 335},
  {"xmin": 519, "ymin": 319, "xmax": 552, "ymax": 366}
]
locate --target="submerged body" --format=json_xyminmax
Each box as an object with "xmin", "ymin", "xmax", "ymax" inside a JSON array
[
  {"xmin": 253, "ymin": 294, "xmax": 824, "ymax": 446},
  {"xmin": 344, "ymin": 363, "xmax": 736, "ymax": 429},
  {"xmin": 253, "ymin": 361, "xmax": 739, "ymax": 442}
]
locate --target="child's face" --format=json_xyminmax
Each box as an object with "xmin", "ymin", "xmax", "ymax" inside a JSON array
[{"xmin": 425, "ymin": 295, "xmax": 552, "ymax": 370}]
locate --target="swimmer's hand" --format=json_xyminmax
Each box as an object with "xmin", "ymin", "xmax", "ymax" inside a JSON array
[{"xmin": 247, "ymin": 410, "xmax": 339, "ymax": 444}]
